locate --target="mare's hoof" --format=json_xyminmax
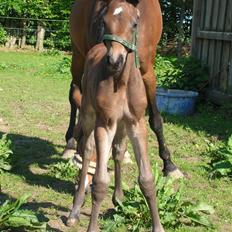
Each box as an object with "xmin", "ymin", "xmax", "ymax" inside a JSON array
[
  {"xmin": 66, "ymin": 217, "xmax": 78, "ymax": 227},
  {"xmin": 62, "ymin": 148, "xmax": 76, "ymax": 159},
  {"xmin": 167, "ymin": 168, "xmax": 184, "ymax": 179}
]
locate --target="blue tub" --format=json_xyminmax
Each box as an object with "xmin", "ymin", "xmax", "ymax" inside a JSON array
[{"xmin": 156, "ymin": 88, "xmax": 199, "ymax": 116}]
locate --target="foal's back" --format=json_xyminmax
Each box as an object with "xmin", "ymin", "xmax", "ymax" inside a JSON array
[{"xmin": 81, "ymin": 43, "xmax": 147, "ymax": 124}]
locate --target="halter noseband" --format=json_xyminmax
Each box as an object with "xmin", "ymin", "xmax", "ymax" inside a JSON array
[{"xmin": 102, "ymin": 30, "xmax": 140, "ymax": 68}]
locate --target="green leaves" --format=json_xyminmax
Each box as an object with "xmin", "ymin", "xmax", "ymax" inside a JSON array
[
  {"xmin": 155, "ymin": 55, "xmax": 209, "ymax": 93},
  {"xmin": 0, "ymin": 194, "xmax": 47, "ymax": 230},
  {"xmin": 209, "ymin": 135, "xmax": 232, "ymax": 178},
  {"xmin": 0, "ymin": 134, "xmax": 13, "ymax": 174},
  {"xmin": 101, "ymin": 163, "xmax": 214, "ymax": 231},
  {"xmin": 48, "ymin": 159, "xmax": 78, "ymax": 181}
]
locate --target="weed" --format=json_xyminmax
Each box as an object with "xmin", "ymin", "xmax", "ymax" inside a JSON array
[
  {"xmin": 0, "ymin": 194, "xmax": 47, "ymax": 231},
  {"xmin": 48, "ymin": 159, "xmax": 78, "ymax": 181},
  {"xmin": 0, "ymin": 134, "xmax": 13, "ymax": 174},
  {"xmin": 101, "ymin": 163, "xmax": 214, "ymax": 231},
  {"xmin": 208, "ymin": 135, "xmax": 232, "ymax": 178}
]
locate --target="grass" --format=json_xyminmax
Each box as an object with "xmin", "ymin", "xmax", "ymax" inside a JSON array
[{"xmin": 0, "ymin": 50, "xmax": 232, "ymax": 231}]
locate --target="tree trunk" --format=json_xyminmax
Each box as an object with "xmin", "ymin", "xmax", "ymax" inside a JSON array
[{"xmin": 35, "ymin": 23, "xmax": 45, "ymax": 51}]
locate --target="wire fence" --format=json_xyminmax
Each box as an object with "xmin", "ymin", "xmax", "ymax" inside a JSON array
[{"xmin": 0, "ymin": 16, "xmax": 71, "ymax": 50}]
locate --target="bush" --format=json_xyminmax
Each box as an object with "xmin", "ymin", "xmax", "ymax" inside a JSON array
[
  {"xmin": 0, "ymin": 134, "xmax": 13, "ymax": 174},
  {"xmin": 208, "ymin": 135, "xmax": 232, "ymax": 178},
  {"xmin": 101, "ymin": 163, "xmax": 214, "ymax": 231},
  {"xmin": 0, "ymin": 194, "xmax": 47, "ymax": 231},
  {"xmin": 155, "ymin": 55, "xmax": 209, "ymax": 93},
  {"xmin": 0, "ymin": 26, "xmax": 7, "ymax": 45}
]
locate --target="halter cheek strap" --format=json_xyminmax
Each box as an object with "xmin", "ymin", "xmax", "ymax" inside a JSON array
[{"xmin": 102, "ymin": 30, "xmax": 140, "ymax": 68}]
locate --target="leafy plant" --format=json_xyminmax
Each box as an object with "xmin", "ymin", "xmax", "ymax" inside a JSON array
[
  {"xmin": 209, "ymin": 135, "xmax": 232, "ymax": 178},
  {"xmin": 101, "ymin": 163, "xmax": 214, "ymax": 231},
  {"xmin": 0, "ymin": 194, "xmax": 47, "ymax": 231},
  {"xmin": 0, "ymin": 26, "xmax": 7, "ymax": 45},
  {"xmin": 56, "ymin": 56, "xmax": 71, "ymax": 74},
  {"xmin": 155, "ymin": 55, "xmax": 208, "ymax": 93},
  {"xmin": 48, "ymin": 159, "xmax": 77, "ymax": 181},
  {"xmin": 0, "ymin": 134, "xmax": 13, "ymax": 173}
]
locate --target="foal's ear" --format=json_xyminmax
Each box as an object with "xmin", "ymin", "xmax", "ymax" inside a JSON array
[{"xmin": 126, "ymin": 0, "xmax": 140, "ymax": 6}]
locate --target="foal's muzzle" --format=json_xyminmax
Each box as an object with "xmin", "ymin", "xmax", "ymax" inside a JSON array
[{"xmin": 107, "ymin": 53, "xmax": 124, "ymax": 71}]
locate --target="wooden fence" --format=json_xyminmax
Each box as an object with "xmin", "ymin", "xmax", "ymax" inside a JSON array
[{"xmin": 191, "ymin": 0, "xmax": 232, "ymax": 104}]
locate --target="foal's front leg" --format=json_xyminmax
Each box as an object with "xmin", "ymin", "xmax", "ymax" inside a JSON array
[
  {"xmin": 127, "ymin": 118, "xmax": 164, "ymax": 232},
  {"xmin": 87, "ymin": 119, "xmax": 117, "ymax": 232},
  {"xmin": 66, "ymin": 131, "xmax": 95, "ymax": 227}
]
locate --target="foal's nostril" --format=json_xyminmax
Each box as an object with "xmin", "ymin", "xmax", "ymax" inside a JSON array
[
  {"xmin": 116, "ymin": 55, "xmax": 124, "ymax": 67},
  {"xmin": 107, "ymin": 54, "xmax": 124, "ymax": 69}
]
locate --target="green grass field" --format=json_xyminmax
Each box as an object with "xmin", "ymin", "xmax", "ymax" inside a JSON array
[{"xmin": 0, "ymin": 50, "xmax": 232, "ymax": 232}]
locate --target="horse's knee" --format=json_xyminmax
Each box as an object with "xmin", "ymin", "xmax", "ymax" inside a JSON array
[
  {"xmin": 92, "ymin": 174, "xmax": 109, "ymax": 202},
  {"xmin": 138, "ymin": 175, "xmax": 155, "ymax": 198}
]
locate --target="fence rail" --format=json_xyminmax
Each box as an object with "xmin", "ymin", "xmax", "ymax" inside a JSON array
[{"xmin": 0, "ymin": 16, "xmax": 70, "ymax": 50}]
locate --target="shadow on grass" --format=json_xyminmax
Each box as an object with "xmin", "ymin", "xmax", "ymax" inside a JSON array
[
  {"xmin": 0, "ymin": 131, "xmax": 75, "ymax": 195},
  {"xmin": 162, "ymin": 103, "xmax": 232, "ymax": 141}
]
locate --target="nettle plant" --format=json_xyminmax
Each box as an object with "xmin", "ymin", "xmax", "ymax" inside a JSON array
[
  {"xmin": 101, "ymin": 163, "xmax": 214, "ymax": 231},
  {"xmin": 0, "ymin": 194, "xmax": 47, "ymax": 231},
  {"xmin": 209, "ymin": 135, "xmax": 232, "ymax": 178},
  {"xmin": 0, "ymin": 134, "xmax": 13, "ymax": 174}
]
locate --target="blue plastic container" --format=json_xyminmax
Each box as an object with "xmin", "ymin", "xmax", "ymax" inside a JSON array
[{"xmin": 156, "ymin": 88, "xmax": 199, "ymax": 116}]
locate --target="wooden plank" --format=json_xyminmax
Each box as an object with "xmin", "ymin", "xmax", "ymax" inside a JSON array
[
  {"xmin": 197, "ymin": 31, "xmax": 232, "ymax": 41},
  {"xmin": 228, "ymin": 57, "xmax": 232, "ymax": 94},
  {"xmin": 197, "ymin": 0, "xmax": 206, "ymax": 59},
  {"xmin": 213, "ymin": 0, "xmax": 228, "ymax": 90},
  {"xmin": 220, "ymin": 0, "xmax": 232, "ymax": 93},
  {"xmin": 209, "ymin": 0, "xmax": 220, "ymax": 89},
  {"xmin": 191, "ymin": 0, "xmax": 202, "ymax": 57},
  {"xmin": 201, "ymin": 0, "xmax": 213, "ymax": 64},
  {"xmin": 208, "ymin": 90, "xmax": 232, "ymax": 105}
]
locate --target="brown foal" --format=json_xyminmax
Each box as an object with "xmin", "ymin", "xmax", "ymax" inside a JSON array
[
  {"xmin": 67, "ymin": 1, "xmax": 165, "ymax": 231},
  {"xmin": 65, "ymin": 0, "xmax": 182, "ymax": 181}
]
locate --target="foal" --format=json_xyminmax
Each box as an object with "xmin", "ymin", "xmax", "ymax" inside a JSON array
[{"xmin": 67, "ymin": 1, "xmax": 164, "ymax": 232}]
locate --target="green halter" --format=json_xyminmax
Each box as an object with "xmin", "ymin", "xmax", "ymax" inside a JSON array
[{"xmin": 102, "ymin": 30, "xmax": 140, "ymax": 68}]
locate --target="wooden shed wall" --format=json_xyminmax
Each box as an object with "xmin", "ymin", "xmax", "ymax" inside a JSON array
[{"xmin": 191, "ymin": 0, "xmax": 232, "ymax": 104}]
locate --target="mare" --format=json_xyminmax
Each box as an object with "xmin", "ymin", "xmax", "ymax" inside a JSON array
[
  {"xmin": 65, "ymin": 0, "xmax": 182, "ymax": 187},
  {"xmin": 67, "ymin": 1, "xmax": 165, "ymax": 231}
]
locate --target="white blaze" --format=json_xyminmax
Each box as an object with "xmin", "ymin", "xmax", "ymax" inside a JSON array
[{"xmin": 113, "ymin": 7, "xmax": 123, "ymax": 16}]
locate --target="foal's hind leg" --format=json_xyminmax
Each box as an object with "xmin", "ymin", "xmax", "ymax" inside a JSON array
[
  {"xmin": 143, "ymin": 68, "xmax": 183, "ymax": 178},
  {"xmin": 127, "ymin": 118, "xmax": 164, "ymax": 232},
  {"xmin": 112, "ymin": 125, "xmax": 127, "ymax": 205}
]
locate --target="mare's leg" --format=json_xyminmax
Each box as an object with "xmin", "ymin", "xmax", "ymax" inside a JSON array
[
  {"xmin": 66, "ymin": 131, "xmax": 95, "ymax": 227},
  {"xmin": 127, "ymin": 118, "xmax": 164, "ymax": 232},
  {"xmin": 112, "ymin": 124, "xmax": 127, "ymax": 205},
  {"xmin": 142, "ymin": 67, "xmax": 183, "ymax": 178},
  {"xmin": 87, "ymin": 119, "xmax": 117, "ymax": 232},
  {"xmin": 64, "ymin": 46, "xmax": 85, "ymax": 155}
]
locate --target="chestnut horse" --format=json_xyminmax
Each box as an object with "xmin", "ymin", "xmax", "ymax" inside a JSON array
[
  {"xmin": 67, "ymin": 1, "xmax": 165, "ymax": 231},
  {"xmin": 65, "ymin": 0, "xmax": 183, "ymax": 181}
]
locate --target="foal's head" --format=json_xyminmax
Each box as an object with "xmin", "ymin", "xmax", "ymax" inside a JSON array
[{"xmin": 103, "ymin": 0, "xmax": 140, "ymax": 72}]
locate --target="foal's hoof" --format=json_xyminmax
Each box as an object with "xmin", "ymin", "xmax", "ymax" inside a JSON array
[
  {"xmin": 112, "ymin": 190, "xmax": 124, "ymax": 206},
  {"xmin": 167, "ymin": 168, "xmax": 184, "ymax": 179},
  {"xmin": 66, "ymin": 216, "xmax": 78, "ymax": 227}
]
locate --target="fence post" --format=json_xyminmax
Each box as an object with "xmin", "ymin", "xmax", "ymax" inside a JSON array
[{"xmin": 35, "ymin": 22, "xmax": 45, "ymax": 51}]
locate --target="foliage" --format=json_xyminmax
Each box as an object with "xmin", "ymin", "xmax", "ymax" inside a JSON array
[
  {"xmin": 101, "ymin": 163, "xmax": 214, "ymax": 231},
  {"xmin": 208, "ymin": 135, "xmax": 232, "ymax": 178},
  {"xmin": 48, "ymin": 159, "xmax": 78, "ymax": 181},
  {"xmin": 0, "ymin": 135, "xmax": 13, "ymax": 174},
  {"xmin": 155, "ymin": 55, "xmax": 209, "ymax": 92},
  {"xmin": 0, "ymin": 26, "xmax": 7, "ymax": 45},
  {"xmin": 0, "ymin": 194, "xmax": 47, "ymax": 231}
]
